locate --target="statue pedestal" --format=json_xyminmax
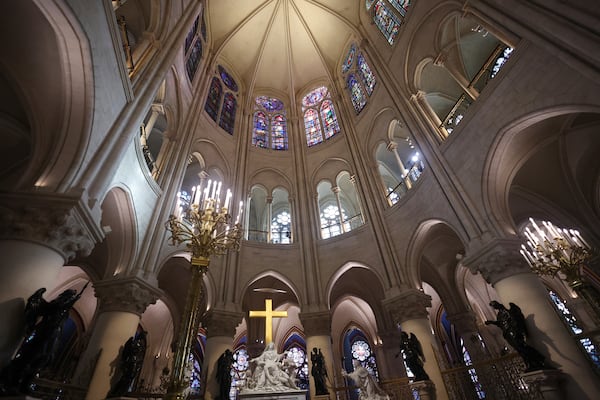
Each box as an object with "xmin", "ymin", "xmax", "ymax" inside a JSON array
[
  {"xmin": 239, "ymin": 390, "xmax": 307, "ymax": 400},
  {"xmin": 520, "ymin": 369, "xmax": 565, "ymax": 400},
  {"xmin": 409, "ymin": 380, "xmax": 435, "ymax": 400}
]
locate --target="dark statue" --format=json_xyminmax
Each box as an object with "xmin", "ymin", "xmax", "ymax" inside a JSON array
[
  {"xmin": 216, "ymin": 349, "xmax": 234, "ymax": 400},
  {"xmin": 0, "ymin": 285, "xmax": 87, "ymax": 394},
  {"xmin": 396, "ymin": 332, "xmax": 429, "ymax": 381},
  {"xmin": 109, "ymin": 330, "xmax": 147, "ymax": 397},
  {"xmin": 311, "ymin": 347, "xmax": 328, "ymax": 395},
  {"xmin": 485, "ymin": 300, "xmax": 551, "ymax": 372}
]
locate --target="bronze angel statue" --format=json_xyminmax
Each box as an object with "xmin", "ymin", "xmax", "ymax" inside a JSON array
[
  {"xmin": 485, "ymin": 300, "xmax": 551, "ymax": 371},
  {"xmin": 396, "ymin": 332, "xmax": 430, "ymax": 381}
]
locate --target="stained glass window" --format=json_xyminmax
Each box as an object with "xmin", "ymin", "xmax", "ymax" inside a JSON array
[
  {"xmin": 219, "ymin": 93, "xmax": 237, "ymax": 135},
  {"xmin": 231, "ymin": 347, "xmax": 249, "ymax": 397},
  {"xmin": 357, "ymin": 53, "xmax": 376, "ymax": 95},
  {"xmin": 366, "ymin": 0, "xmax": 376, "ymax": 10},
  {"xmin": 350, "ymin": 339, "xmax": 380, "ymax": 380},
  {"xmin": 302, "ymin": 86, "xmax": 340, "ymax": 147},
  {"xmin": 347, "ymin": 74, "xmax": 367, "ymax": 114},
  {"xmin": 184, "ymin": 17, "xmax": 199, "ymax": 53},
  {"xmin": 321, "ymin": 100, "xmax": 340, "ymax": 139},
  {"xmin": 186, "ymin": 39, "xmax": 203, "ymax": 81},
  {"xmin": 253, "ymin": 111, "xmax": 268, "ymax": 148},
  {"xmin": 342, "ymin": 44, "xmax": 357, "ymax": 74},
  {"xmin": 373, "ymin": 1, "xmax": 401, "ymax": 45},
  {"xmin": 184, "ymin": 15, "xmax": 204, "ymax": 82},
  {"xmin": 285, "ymin": 347, "xmax": 309, "ymax": 389},
  {"xmin": 304, "ymin": 109, "xmax": 323, "ymax": 146},
  {"xmin": 548, "ymin": 290, "xmax": 600, "ymax": 371},
  {"xmin": 252, "ymin": 96, "xmax": 287, "ymax": 150},
  {"xmin": 204, "ymin": 77, "xmax": 222, "ymax": 121},
  {"xmin": 388, "ymin": 0, "xmax": 410, "ymax": 16},
  {"xmin": 320, "ymin": 204, "xmax": 349, "ymax": 239},
  {"xmin": 218, "ymin": 65, "xmax": 238, "ymax": 92},
  {"xmin": 271, "ymin": 114, "xmax": 287, "ymax": 150}
]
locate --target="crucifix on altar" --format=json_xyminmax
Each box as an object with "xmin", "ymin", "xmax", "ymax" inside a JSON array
[{"xmin": 249, "ymin": 298, "xmax": 288, "ymax": 344}]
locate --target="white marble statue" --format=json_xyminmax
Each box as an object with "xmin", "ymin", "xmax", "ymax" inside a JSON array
[
  {"xmin": 342, "ymin": 360, "xmax": 390, "ymax": 400},
  {"xmin": 242, "ymin": 343, "xmax": 299, "ymax": 393}
]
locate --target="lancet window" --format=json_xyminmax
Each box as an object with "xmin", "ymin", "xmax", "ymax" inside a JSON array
[
  {"xmin": 204, "ymin": 65, "xmax": 238, "ymax": 135},
  {"xmin": 341, "ymin": 43, "xmax": 376, "ymax": 114},
  {"xmin": 184, "ymin": 14, "xmax": 205, "ymax": 82},
  {"xmin": 366, "ymin": 1, "xmax": 411, "ymax": 45},
  {"xmin": 252, "ymin": 96, "xmax": 288, "ymax": 150},
  {"xmin": 302, "ymin": 86, "xmax": 341, "ymax": 147}
]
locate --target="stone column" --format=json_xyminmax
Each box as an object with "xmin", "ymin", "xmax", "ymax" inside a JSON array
[
  {"xmin": 201, "ymin": 309, "xmax": 243, "ymax": 400},
  {"xmin": 446, "ymin": 311, "xmax": 487, "ymax": 361},
  {"xmin": 75, "ymin": 278, "xmax": 158, "ymax": 400},
  {"xmin": 300, "ymin": 311, "xmax": 335, "ymax": 400},
  {"xmin": 383, "ymin": 288, "xmax": 449, "ymax": 400},
  {"xmin": 0, "ymin": 195, "xmax": 100, "ymax": 366},
  {"xmin": 463, "ymin": 238, "xmax": 600, "ymax": 399}
]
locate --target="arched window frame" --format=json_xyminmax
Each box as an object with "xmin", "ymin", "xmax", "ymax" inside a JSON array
[
  {"xmin": 302, "ymin": 86, "xmax": 341, "ymax": 147},
  {"xmin": 252, "ymin": 96, "xmax": 288, "ymax": 150},
  {"xmin": 184, "ymin": 14, "xmax": 205, "ymax": 82},
  {"xmin": 341, "ymin": 43, "xmax": 376, "ymax": 115},
  {"xmin": 366, "ymin": 0, "xmax": 411, "ymax": 45},
  {"xmin": 204, "ymin": 65, "xmax": 239, "ymax": 135}
]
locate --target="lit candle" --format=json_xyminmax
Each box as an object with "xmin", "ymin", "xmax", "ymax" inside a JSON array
[
  {"xmin": 224, "ymin": 189, "xmax": 232, "ymax": 210},
  {"xmin": 235, "ymin": 201, "xmax": 243, "ymax": 224},
  {"xmin": 194, "ymin": 185, "xmax": 201, "ymax": 206},
  {"xmin": 520, "ymin": 249, "xmax": 533, "ymax": 267},
  {"xmin": 216, "ymin": 181, "xmax": 222, "ymax": 207}
]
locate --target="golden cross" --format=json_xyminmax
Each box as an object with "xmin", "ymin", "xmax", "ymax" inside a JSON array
[{"xmin": 249, "ymin": 298, "xmax": 288, "ymax": 344}]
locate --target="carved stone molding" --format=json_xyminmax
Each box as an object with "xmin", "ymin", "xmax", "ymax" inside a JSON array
[
  {"xmin": 203, "ymin": 309, "xmax": 244, "ymax": 338},
  {"xmin": 462, "ymin": 238, "xmax": 531, "ymax": 285},
  {"xmin": 446, "ymin": 311, "xmax": 478, "ymax": 333},
  {"xmin": 383, "ymin": 289, "xmax": 432, "ymax": 324},
  {"xmin": 0, "ymin": 192, "xmax": 103, "ymax": 261},
  {"xmin": 299, "ymin": 311, "xmax": 331, "ymax": 336},
  {"xmin": 94, "ymin": 277, "xmax": 160, "ymax": 316}
]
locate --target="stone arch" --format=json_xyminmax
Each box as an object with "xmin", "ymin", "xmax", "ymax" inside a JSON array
[{"xmin": 0, "ymin": 0, "xmax": 93, "ymax": 191}]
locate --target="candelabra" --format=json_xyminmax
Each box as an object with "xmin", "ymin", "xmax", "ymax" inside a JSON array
[
  {"xmin": 520, "ymin": 218, "xmax": 600, "ymax": 320},
  {"xmin": 164, "ymin": 181, "xmax": 243, "ymax": 399}
]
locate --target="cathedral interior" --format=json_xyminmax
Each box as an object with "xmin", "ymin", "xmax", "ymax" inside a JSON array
[{"xmin": 1, "ymin": 0, "xmax": 600, "ymax": 399}]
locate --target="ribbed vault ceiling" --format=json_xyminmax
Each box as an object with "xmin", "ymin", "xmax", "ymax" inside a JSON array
[{"xmin": 207, "ymin": 0, "xmax": 360, "ymax": 102}]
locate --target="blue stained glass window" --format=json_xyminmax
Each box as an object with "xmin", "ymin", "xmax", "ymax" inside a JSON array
[
  {"xmin": 304, "ymin": 109, "xmax": 323, "ymax": 147},
  {"xmin": 357, "ymin": 53, "xmax": 376, "ymax": 95},
  {"xmin": 253, "ymin": 111, "xmax": 268, "ymax": 148},
  {"xmin": 374, "ymin": 1, "xmax": 401, "ymax": 45},
  {"xmin": 256, "ymin": 96, "xmax": 284, "ymax": 112},
  {"xmin": 342, "ymin": 44, "xmax": 356, "ymax": 74},
  {"xmin": 219, "ymin": 93, "xmax": 237, "ymax": 135},
  {"xmin": 321, "ymin": 100, "xmax": 340, "ymax": 139},
  {"xmin": 347, "ymin": 74, "xmax": 367, "ymax": 114},
  {"xmin": 271, "ymin": 114, "xmax": 287, "ymax": 150},
  {"xmin": 204, "ymin": 77, "xmax": 222, "ymax": 121},
  {"xmin": 388, "ymin": 0, "xmax": 410, "ymax": 16},
  {"xmin": 302, "ymin": 86, "xmax": 328, "ymax": 108},
  {"xmin": 218, "ymin": 65, "xmax": 238, "ymax": 92},
  {"xmin": 186, "ymin": 39, "xmax": 203, "ymax": 81}
]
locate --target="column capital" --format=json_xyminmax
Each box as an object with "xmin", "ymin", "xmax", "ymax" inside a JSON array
[
  {"xmin": 299, "ymin": 311, "xmax": 331, "ymax": 336},
  {"xmin": 383, "ymin": 289, "xmax": 432, "ymax": 324},
  {"xmin": 94, "ymin": 277, "xmax": 160, "ymax": 316},
  {"xmin": 203, "ymin": 309, "xmax": 244, "ymax": 338},
  {"xmin": 0, "ymin": 192, "xmax": 103, "ymax": 262},
  {"xmin": 446, "ymin": 311, "xmax": 478, "ymax": 333},
  {"xmin": 462, "ymin": 237, "xmax": 530, "ymax": 285}
]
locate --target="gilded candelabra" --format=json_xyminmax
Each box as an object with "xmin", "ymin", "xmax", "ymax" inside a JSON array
[
  {"xmin": 520, "ymin": 218, "xmax": 600, "ymax": 320},
  {"xmin": 164, "ymin": 181, "xmax": 243, "ymax": 399}
]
